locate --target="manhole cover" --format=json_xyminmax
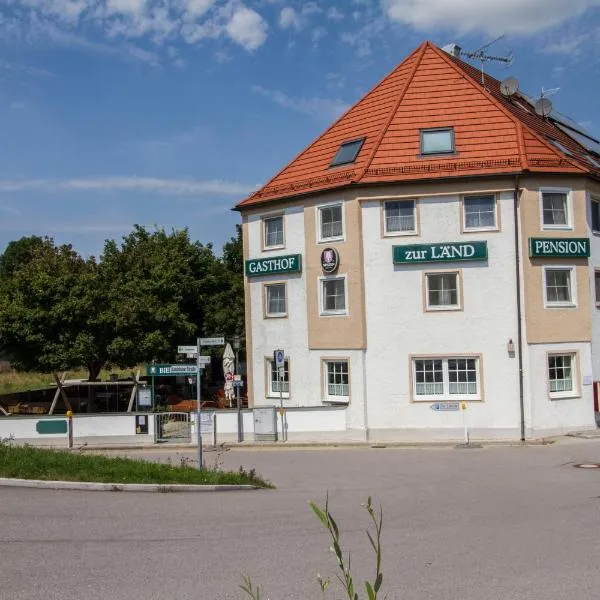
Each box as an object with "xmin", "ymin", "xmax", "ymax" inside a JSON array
[{"xmin": 574, "ymin": 463, "xmax": 600, "ymax": 469}]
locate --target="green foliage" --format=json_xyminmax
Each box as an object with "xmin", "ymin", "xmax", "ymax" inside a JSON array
[
  {"xmin": 241, "ymin": 496, "xmax": 384, "ymax": 599},
  {"xmin": 0, "ymin": 225, "xmax": 245, "ymax": 381},
  {"xmin": 0, "ymin": 442, "xmax": 273, "ymax": 487}
]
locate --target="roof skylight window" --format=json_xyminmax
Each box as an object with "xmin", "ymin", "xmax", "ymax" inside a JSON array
[
  {"xmin": 330, "ymin": 138, "xmax": 365, "ymax": 167},
  {"xmin": 549, "ymin": 138, "xmax": 574, "ymax": 157},
  {"xmin": 420, "ymin": 128, "xmax": 455, "ymax": 155},
  {"xmin": 587, "ymin": 154, "xmax": 600, "ymax": 169}
]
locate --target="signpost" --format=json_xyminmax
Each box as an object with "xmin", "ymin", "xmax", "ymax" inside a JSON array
[
  {"xmin": 274, "ymin": 349, "xmax": 286, "ymax": 442},
  {"xmin": 146, "ymin": 364, "xmax": 199, "ymax": 376},
  {"xmin": 178, "ymin": 345, "xmax": 198, "ymax": 355},
  {"xmin": 430, "ymin": 401, "xmax": 460, "ymax": 411},
  {"xmin": 200, "ymin": 337, "xmax": 225, "ymax": 346}
]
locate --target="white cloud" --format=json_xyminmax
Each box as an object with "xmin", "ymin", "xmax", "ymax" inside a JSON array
[
  {"xmin": 327, "ymin": 7, "xmax": 344, "ymax": 20},
  {"xmin": 252, "ymin": 85, "xmax": 348, "ymax": 120},
  {"xmin": 279, "ymin": 6, "xmax": 301, "ymax": 30},
  {"xmin": 0, "ymin": 176, "xmax": 255, "ymax": 196},
  {"xmin": 1, "ymin": 0, "xmax": 269, "ymax": 60},
  {"xmin": 383, "ymin": 0, "xmax": 600, "ymax": 35},
  {"xmin": 225, "ymin": 5, "xmax": 268, "ymax": 50}
]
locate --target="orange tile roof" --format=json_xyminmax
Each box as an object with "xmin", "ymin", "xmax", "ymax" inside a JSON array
[{"xmin": 236, "ymin": 41, "xmax": 598, "ymax": 209}]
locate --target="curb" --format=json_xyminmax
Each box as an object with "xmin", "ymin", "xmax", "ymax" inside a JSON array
[{"xmin": 0, "ymin": 478, "xmax": 261, "ymax": 493}]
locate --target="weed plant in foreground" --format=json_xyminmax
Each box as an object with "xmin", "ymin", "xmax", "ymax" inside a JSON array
[
  {"xmin": 241, "ymin": 495, "xmax": 383, "ymax": 599},
  {"xmin": 0, "ymin": 442, "xmax": 273, "ymax": 488}
]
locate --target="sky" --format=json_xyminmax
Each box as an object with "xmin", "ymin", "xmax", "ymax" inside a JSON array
[{"xmin": 0, "ymin": 0, "xmax": 600, "ymax": 257}]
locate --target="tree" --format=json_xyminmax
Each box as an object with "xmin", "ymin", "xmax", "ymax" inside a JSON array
[
  {"xmin": 202, "ymin": 224, "xmax": 245, "ymax": 342},
  {"xmin": 0, "ymin": 227, "xmax": 221, "ymax": 381},
  {"xmin": 0, "ymin": 235, "xmax": 48, "ymax": 279}
]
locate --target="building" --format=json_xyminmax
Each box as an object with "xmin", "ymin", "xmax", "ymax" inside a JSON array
[{"xmin": 235, "ymin": 41, "xmax": 600, "ymax": 441}]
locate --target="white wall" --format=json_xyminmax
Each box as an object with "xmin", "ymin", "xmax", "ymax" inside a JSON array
[
  {"xmin": 361, "ymin": 191, "xmax": 522, "ymax": 434},
  {"xmin": 526, "ymin": 342, "xmax": 595, "ymax": 435},
  {"xmin": 587, "ymin": 190, "xmax": 600, "ymax": 382}
]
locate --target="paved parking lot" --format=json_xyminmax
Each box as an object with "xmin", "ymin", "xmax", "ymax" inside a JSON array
[{"xmin": 2, "ymin": 441, "xmax": 600, "ymax": 600}]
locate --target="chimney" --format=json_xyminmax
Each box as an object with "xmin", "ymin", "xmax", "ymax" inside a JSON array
[{"xmin": 441, "ymin": 43, "xmax": 461, "ymax": 58}]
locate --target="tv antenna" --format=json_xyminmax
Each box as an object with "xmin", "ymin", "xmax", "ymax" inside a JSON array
[{"xmin": 462, "ymin": 35, "xmax": 513, "ymax": 86}]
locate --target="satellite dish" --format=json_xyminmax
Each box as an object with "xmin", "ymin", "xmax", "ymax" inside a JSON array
[
  {"xmin": 500, "ymin": 76, "xmax": 519, "ymax": 97},
  {"xmin": 535, "ymin": 97, "xmax": 553, "ymax": 117}
]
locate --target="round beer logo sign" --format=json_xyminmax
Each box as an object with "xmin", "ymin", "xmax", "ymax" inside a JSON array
[{"xmin": 321, "ymin": 248, "xmax": 339, "ymax": 273}]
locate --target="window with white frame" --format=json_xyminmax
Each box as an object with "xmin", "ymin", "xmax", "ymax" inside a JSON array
[
  {"xmin": 265, "ymin": 283, "xmax": 287, "ymax": 317},
  {"xmin": 263, "ymin": 215, "xmax": 284, "ymax": 248},
  {"xmin": 425, "ymin": 272, "xmax": 460, "ymax": 310},
  {"xmin": 384, "ymin": 200, "xmax": 416, "ymax": 234},
  {"xmin": 541, "ymin": 191, "xmax": 570, "ymax": 229},
  {"xmin": 413, "ymin": 357, "xmax": 480, "ymax": 401},
  {"xmin": 268, "ymin": 359, "xmax": 289, "ymax": 397},
  {"xmin": 544, "ymin": 267, "xmax": 575, "ymax": 307},
  {"xmin": 324, "ymin": 360, "xmax": 349, "ymax": 401},
  {"xmin": 592, "ymin": 198, "xmax": 600, "ymax": 233},
  {"xmin": 548, "ymin": 354, "xmax": 577, "ymax": 398},
  {"xmin": 420, "ymin": 128, "xmax": 454, "ymax": 155},
  {"xmin": 463, "ymin": 195, "xmax": 497, "ymax": 230},
  {"xmin": 321, "ymin": 276, "xmax": 347, "ymax": 315},
  {"xmin": 318, "ymin": 204, "xmax": 343, "ymax": 241}
]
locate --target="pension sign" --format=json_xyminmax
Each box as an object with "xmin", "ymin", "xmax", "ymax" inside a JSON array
[
  {"xmin": 245, "ymin": 254, "xmax": 302, "ymax": 277},
  {"xmin": 529, "ymin": 238, "xmax": 590, "ymax": 258},
  {"xmin": 393, "ymin": 241, "xmax": 487, "ymax": 265}
]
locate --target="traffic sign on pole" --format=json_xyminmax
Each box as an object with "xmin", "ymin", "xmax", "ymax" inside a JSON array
[
  {"xmin": 197, "ymin": 356, "xmax": 212, "ymax": 365},
  {"xmin": 274, "ymin": 349, "xmax": 285, "ymax": 369},
  {"xmin": 178, "ymin": 345, "xmax": 198, "ymax": 354},
  {"xmin": 146, "ymin": 364, "xmax": 199, "ymax": 377},
  {"xmin": 200, "ymin": 337, "xmax": 225, "ymax": 346}
]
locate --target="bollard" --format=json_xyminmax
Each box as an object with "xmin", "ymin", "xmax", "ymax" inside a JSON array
[{"xmin": 66, "ymin": 410, "xmax": 73, "ymax": 449}]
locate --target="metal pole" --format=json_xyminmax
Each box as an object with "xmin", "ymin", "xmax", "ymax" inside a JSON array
[
  {"xmin": 279, "ymin": 369, "xmax": 285, "ymax": 442},
  {"xmin": 67, "ymin": 410, "xmax": 73, "ymax": 449},
  {"xmin": 196, "ymin": 337, "xmax": 203, "ymax": 470},
  {"xmin": 236, "ymin": 347, "xmax": 243, "ymax": 443}
]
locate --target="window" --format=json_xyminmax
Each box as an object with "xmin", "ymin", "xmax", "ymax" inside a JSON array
[
  {"xmin": 420, "ymin": 128, "xmax": 454, "ymax": 155},
  {"xmin": 425, "ymin": 272, "xmax": 460, "ymax": 310},
  {"xmin": 595, "ymin": 271, "xmax": 600, "ymax": 306},
  {"xmin": 548, "ymin": 354, "xmax": 577, "ymax": 398},
  {"xmin": 321, "ymin": 277, "xmax": 347, "ymax": 315},
  {"xmin": 384, "ymin": 200, "xmax": 416, "ymax": 234},
  {"xmin": 463, "ymin": 195, "xmax": 497, "ymax": 230},
  {"xmin": 265, "ymin": 283, "xmax": 287, "ymax": 317},
  {"xmin": 541, "ymin": 191, "xmax": 570, "ymax": 229},
  {"xmin": 268, "ymin": 359, "xmax": 289, "ymax": 397},
  {"xmin": 592, "ymin": 198, "xmax": 600, "ymax": 233},
  {"xmin": 330, "ymin": 138, "xmax": 365, "ymax": 167},
  {"xmin": 319, "ymin": 204, "xmax": 344, "ymax": 241},
  {"xmin": 324, "ymin": 360, "xmax": 349, "ymax": 401},
  {"xmin": 544, "ymin": 267, "xmax": 575, "ymax": 307},
  {"xmin": 413, "ymin": 357, "xmax": 480, "ymax": 401},
  {"xmin": 263, "ymin": 216, "xmax": 284, "ymax": 248}
]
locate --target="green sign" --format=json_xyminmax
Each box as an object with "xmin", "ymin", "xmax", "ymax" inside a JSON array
[
  {"xmin": 529, "ymin": 238, "xmax": 590, "ymax": 258},
  {"xmin": 393, "ymin": 241, "xmax": 488, "ymax": 264},
  {"xmin": 36, "ymin": 420, "xmax": 68, "ymax": 434},
  {"xmin": 245, "ymin": 254, "xmax": 302, "ymax": 278},
  {"xmin": 146, "ymin": 364, "xmax": 199, "ymax": 377}
]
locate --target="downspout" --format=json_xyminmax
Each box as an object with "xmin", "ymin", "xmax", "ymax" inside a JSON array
[{"xmin": 513, "ymin": 175, "xmax": 526, "ymax": 441}]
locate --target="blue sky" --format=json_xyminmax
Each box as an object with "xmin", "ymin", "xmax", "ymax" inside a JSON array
[{"xmin": 0, "ymin": 0, "xmax": 599, "ymax": 257}]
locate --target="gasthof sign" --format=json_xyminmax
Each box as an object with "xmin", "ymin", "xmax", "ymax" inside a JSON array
[
  {"xmin": 245, "ymin": 254, "xmax": 302, "ymax": 277},
  {"xmin": 393, "ymin": 241, "xmax": 487, "ymax": 264},
  {"xmin": 529, "ymin": 238, "xmax": 590, "ymax": 258}
]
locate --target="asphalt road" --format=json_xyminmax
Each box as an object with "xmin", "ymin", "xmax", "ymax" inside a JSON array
[{"xmin": 3, "ymin": 441, "xmax": 600, "ymax": 600}]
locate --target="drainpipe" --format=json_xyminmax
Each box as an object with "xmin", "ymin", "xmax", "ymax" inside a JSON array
[{"xmin": 513, "ymin": 176, "xmax": 526, "ymax": 441}]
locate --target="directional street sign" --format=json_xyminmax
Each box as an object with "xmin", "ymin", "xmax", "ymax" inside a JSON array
[
  {"xmin": 430, "ymin": 401, "xmax": 460, "ymax": 412},
  {"xmin": 197, "ymin": 356, "xmax": 212, "ymax": 365},
  {"xmin": 178, "ymin": 345, "xmax": 198, "ymax": 354},
  {"xmin": 233, "ymin": 380, "xmax": 244, "ymax": 388},
  {"xmin": 200, "ymin": 337, "xmax": 225, "ymax": 346},
  {"xmin": 146, "ymin": 364, "xmax": 199, "ymax": 377}
]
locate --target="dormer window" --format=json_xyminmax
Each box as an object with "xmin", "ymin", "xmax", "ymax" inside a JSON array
[
  {"xmin": 330, "ymin": 138, "xmax": 365, "ymax": 167},
  {"xmin": 420, "ymin": 128, "xmax": 455, "ymax": 155}
]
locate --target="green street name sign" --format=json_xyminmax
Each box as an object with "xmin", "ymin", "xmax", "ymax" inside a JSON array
[
  {"xmin": 245, "ymin": 254, "xmax": 302, "ymax": 278},
  {"xmin": 529, "ymin": 238, "xmax": 590, "ymax": 258},
  {"xmin": 393, "ymin": 241, "xmax": 488, "ymax": 265},
  {"xmin": 146, "ymin": 364, "xmax": 199, "ymax": 377}
]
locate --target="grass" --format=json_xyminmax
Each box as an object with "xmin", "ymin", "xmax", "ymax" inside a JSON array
[
  {"xmin": 0, "ymin": 443, "xmax": 273, "ymax": 488},
  {"xmin": 0, "ymin": 366, "xmax": 142, "ymax": 396}
]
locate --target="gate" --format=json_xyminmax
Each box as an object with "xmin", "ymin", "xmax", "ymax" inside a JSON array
[{"xmin": 155, "ymin": 412, "xmax": 191, "ymax": 443}]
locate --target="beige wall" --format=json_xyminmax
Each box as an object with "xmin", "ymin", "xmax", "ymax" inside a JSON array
[
  {"xmin": 304, "ymin": 196, "xmax": 367, "ymax": 350},
  {"xmin": 520, "ymin": 176, "xmax": 592, "ymax": 344}
]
